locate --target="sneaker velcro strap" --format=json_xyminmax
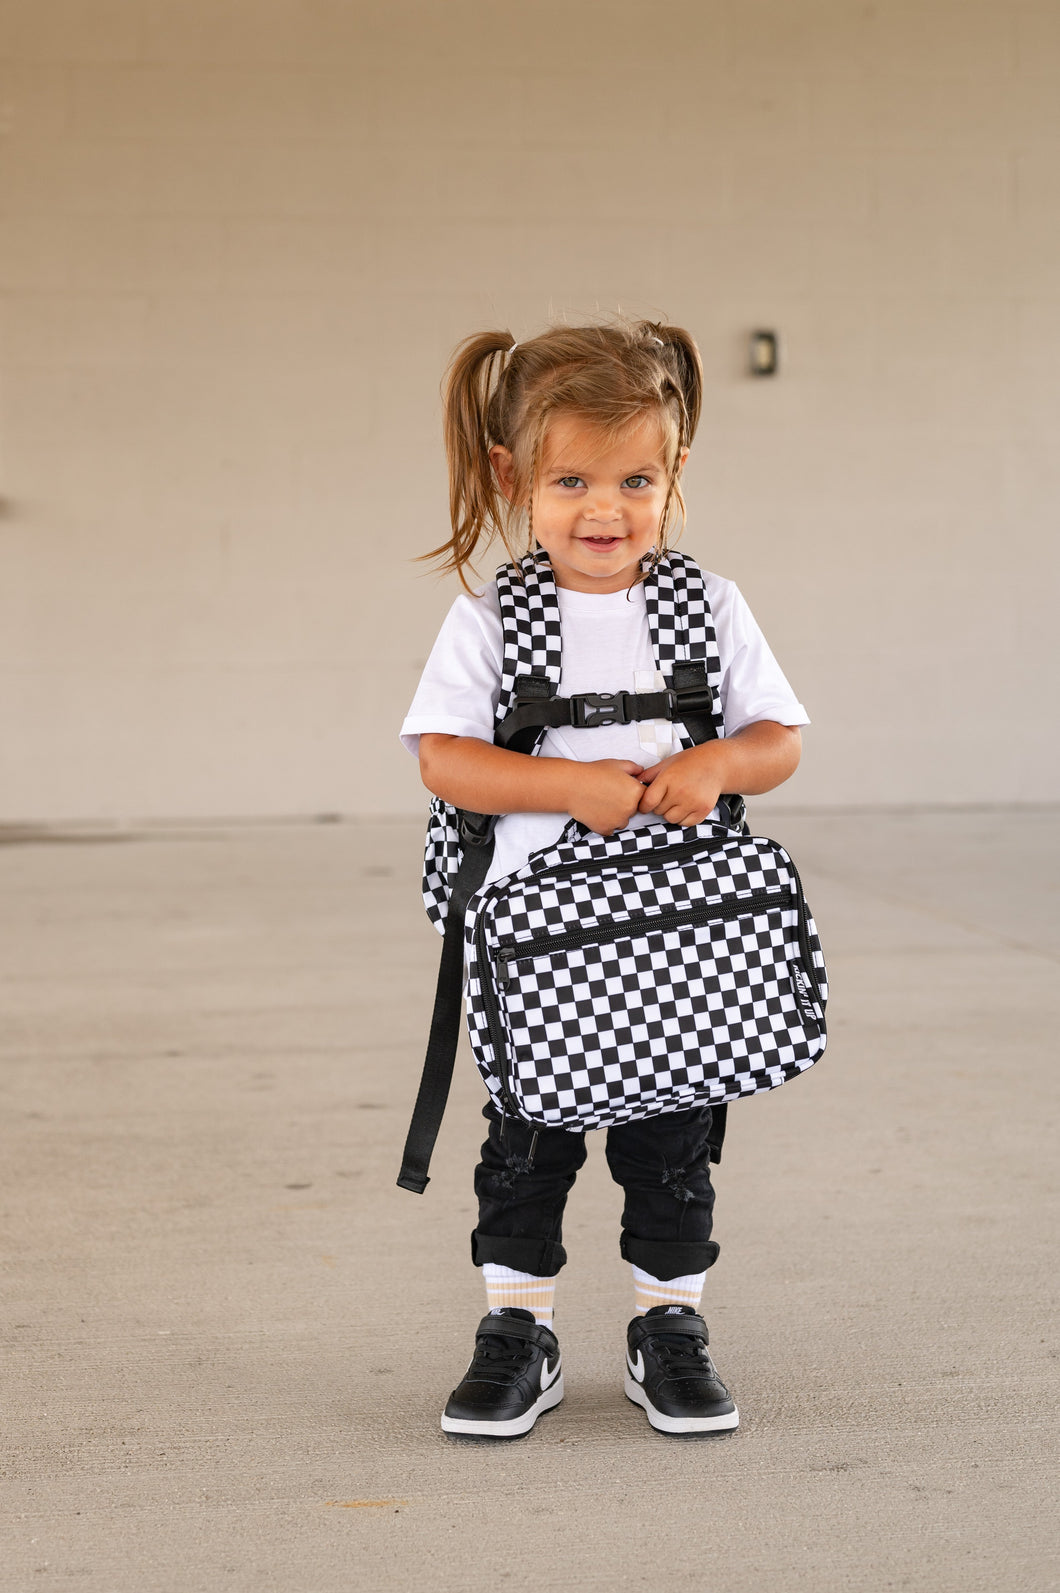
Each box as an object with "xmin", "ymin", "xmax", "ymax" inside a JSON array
[
  {"xmin": 630, "ymin": 1313, "xmax": 709, "ymax": 1348},
  {"xmin": 475, "ymin": 1313, "xmax": 556, "ymax": 1348}
]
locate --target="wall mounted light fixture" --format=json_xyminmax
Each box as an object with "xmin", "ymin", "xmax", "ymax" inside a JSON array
[{"xmin": 749, "ymin": 329, "xmax": 779, "ymax": 377}]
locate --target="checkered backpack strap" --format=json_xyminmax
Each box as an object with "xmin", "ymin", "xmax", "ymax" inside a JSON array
[
  {"xmin": 494, "ymin": 549, "xmax": 564, "ymax": 734},
  {"xmin": 644, "ymin": 550, "xmax": 725, "ymax": 749},
  {"xmin": 421, "ymin": 551, "xmax": 563, "ymax": 931}
]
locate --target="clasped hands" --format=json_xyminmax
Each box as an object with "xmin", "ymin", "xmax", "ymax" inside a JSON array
[{"xmin": 566, "ymin": 744, "xmax": 727, "ymax": 835}]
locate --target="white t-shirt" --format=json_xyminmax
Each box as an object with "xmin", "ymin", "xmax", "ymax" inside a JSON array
[{"xmin": 401, "ymin": 572, "xmax": 809, "ymax": 887}]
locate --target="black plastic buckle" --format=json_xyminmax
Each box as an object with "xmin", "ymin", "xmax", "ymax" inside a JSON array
[
  {"xmin": 720, "ymin": 794, "xmax": 747, "ymax": 831},
  {"xmin": 514, "ymin": 674, "xmax": 555, "ymax": 704},
  {"xmin": 673, "ymin": 686, "xmax": 714, "ymax": 716},
  {"xmin": 569, "ymin": 691, "xmax": 632, "ymax": 729},
  {"xmin": 458, "ymin": 810, "xmax": 496, "ymax": 847}
]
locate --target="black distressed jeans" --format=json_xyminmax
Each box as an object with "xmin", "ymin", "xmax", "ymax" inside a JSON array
[{"xmin": 471, "ymin": 1102, "xmax": 726, "ymax": 1281}]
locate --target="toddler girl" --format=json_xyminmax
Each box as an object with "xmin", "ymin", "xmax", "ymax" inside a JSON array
[{"xmin": 400, "ymin": 320, "xmax": 808, "ymax": 1437}]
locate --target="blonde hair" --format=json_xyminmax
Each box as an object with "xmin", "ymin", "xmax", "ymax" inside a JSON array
[{"xmin": 424, "ymin": 319, "xmax": 703, "ymax": 590}]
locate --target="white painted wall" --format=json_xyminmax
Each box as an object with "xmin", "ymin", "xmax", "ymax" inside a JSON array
[{"xmin": 1, "ymin": 0, "xmax": 1057, "ymax": 821}]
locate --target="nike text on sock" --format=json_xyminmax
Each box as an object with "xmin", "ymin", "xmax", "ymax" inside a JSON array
[{"xmin": 482, "ymin": 1263, "xmax": 557, "ymax": 1327}]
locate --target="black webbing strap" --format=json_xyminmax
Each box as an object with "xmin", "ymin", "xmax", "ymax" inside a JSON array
[
  {"xmin": 396, "ymin": 813, "xmax": 496, "ymax": 1193},
  {"xmin": 494, "ymin": 674, "xmax": 717, "ymax": 751},
  {"xmin": 671, "ymin": 661, "xmax": 719, "ymax": 749}
]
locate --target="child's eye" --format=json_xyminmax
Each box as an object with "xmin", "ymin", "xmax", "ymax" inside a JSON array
[
  {"xmin": 624, "ymin": 475, "xmax": 651, "ymax": 489},
  {"xmin": 556, "ymin": 476, "xmax": 583, "ymax": 489}
]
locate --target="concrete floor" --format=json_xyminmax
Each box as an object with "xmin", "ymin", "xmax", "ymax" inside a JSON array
[{"xmin": 2, "ymin": 809, "xmax": 1058, "ymax": 1593}]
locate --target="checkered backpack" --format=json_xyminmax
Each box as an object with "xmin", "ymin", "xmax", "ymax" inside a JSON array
[{"xmin": 397, "ymin": 549, "xmax": 827, "ymax": 1193}]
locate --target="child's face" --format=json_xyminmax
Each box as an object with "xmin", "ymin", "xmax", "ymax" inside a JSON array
[{"xmin": 492, "ymin": 412, "xmax": 685, "ymax": 593}]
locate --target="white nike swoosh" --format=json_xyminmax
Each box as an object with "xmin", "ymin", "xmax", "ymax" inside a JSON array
[
  {"xmin": 539, "ymin": 1355, "xmax": 561, "ymax": 1391},
  {"xmin": 626, "ymin": 1349, "xmax": 645, "ymax": 1383}
]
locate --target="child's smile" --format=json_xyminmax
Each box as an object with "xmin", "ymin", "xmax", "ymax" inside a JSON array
[{"xmin": 493, "ymin": 413, "xmax": 685, "ymax": 594}]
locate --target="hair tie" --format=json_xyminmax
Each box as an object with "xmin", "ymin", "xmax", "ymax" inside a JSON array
[{"xmin": 649, "ymin": 336, "xmax": 664, "ymax": 347}]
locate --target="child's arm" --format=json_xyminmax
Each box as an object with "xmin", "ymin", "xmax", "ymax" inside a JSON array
[
  {"xmin": 419, "ymin": 734, "xmax": 646, "ymax": 837},
  {"xmin": 638, "ymin": 722, "xmax": 802, "ymax": 827}
]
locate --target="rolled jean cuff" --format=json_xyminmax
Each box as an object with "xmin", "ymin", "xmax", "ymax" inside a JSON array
[
  {"xmin": 471, "ymin": 1232, "xmax": 568, "ymax": 1276},
  {"xmin": 620, "ymin": 1234, "xmax": 720, "ymax": 1279}
]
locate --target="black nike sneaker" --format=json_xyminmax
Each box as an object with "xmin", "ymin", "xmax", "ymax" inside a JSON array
[
  {"xmin": 625, "ymin": 1305, "xmax": 739, "ymax": 1434},
  {"xmin": 441, "ymin": 1308, "xmax": 564, "ymax": 1438}
]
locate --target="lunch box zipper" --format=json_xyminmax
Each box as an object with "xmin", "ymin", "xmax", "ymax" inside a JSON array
[
  {"xmin": 493, "ymin": 886, "xmax": 789, "ymax": 987},
  {"xmin": 474, "ymin": 851, "xmax": 825, "ymax": 1118}
]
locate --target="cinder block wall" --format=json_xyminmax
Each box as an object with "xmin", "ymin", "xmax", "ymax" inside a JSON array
[{"xmin": 1, "ymin": 1, "xmax": 1057, "ymax": 821}]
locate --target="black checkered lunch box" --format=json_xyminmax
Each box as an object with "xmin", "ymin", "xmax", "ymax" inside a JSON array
[{"xmin": 464, "ymin": 818, "xmax": 827, "ymax": 1132}]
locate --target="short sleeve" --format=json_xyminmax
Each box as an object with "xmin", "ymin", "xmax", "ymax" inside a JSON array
[
  {"xmin": 399, "ymin": 583, "xmax": 504, "ymax": 757},
  {"xmin": 705, "ymin": 574, "xmax": 810, "ymax": 735}
]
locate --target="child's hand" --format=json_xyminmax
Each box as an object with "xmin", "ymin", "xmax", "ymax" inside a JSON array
[
  {"xmin": 565, "ymin": 760, "xmax": 646, "ymax": 836},
  {"xmin": 637, "ymin": 747, "xmax": 724, "ymax": 827}
]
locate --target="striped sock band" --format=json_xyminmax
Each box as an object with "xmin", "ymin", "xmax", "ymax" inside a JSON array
[
  {"xmin": 631, "ymin": 1264, "xmax": 707, "ymax": 1316},
  {"xmin": 482, "ymin": 1263, "xmax": 557, "ymax": 1327}
]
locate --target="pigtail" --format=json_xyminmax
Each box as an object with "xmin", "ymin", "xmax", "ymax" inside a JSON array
[
  {"xmin": 630, "ymin": 321, "xmax": 704, "ymax": 563},
  {"xmin": 638, "ymin": 321, "xmax": 703, "ymax": 448},
  {"xmin": 420, "ymin": 330, "xmax": 515, "ymax": 590},
  {"xmin": 660, "ymin": 324, "xmax": 703, "ymax": 447}
]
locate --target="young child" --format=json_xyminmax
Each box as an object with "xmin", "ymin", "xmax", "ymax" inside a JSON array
[{"xmin": 400, "ymin": 320, "xmax": 808, "ymax": 1438}]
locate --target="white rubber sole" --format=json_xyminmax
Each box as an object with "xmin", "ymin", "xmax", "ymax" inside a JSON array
[
  {"xmin": 624, "ymin": 1372, "xmax": 739, "ymax": 1434},
  {"xmin": 441, "ymin": 1373, "xmax": 565, "ymax": 1438}
]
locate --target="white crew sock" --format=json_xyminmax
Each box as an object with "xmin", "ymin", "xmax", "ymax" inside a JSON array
[
  {"xmin": 631, "ymin": 1264, "xmax": 707, "ymax": 1316},
  {"xmin": 482, "ymin": 1263, "xmax": 557, "ymax": 1327}
]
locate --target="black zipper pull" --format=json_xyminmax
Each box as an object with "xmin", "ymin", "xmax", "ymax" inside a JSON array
[{"xmin": 495, "ymin": 951, "xmax": 511, "ymax": 988}]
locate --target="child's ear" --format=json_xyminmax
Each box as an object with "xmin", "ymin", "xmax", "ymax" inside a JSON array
[
  {"xmin": 490, "ymin": 445, "xmax": 515, "ymax": 500},
  {"xmin": 677, "ymin": 446, "xmax": 690, "ymax": 474}
]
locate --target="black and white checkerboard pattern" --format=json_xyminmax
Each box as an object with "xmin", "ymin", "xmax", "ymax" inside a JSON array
[
  {"xmin": 643, "ymin": 551, "xmax": 724, "ymax": 744},
  {"xmin": 421, "ymin": 550, "xmax": 723, "ymax": 927},
  {"xmin": 422, "ymin": 795, "xmax": 464, "ymax": 931},
  {"xmin": 495, "ymin": 549, "xmax": 565, "ymax": 719},
  {"xmin": 465, "ymin": 822, "xmax": 828, "ymax": 1129}
]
